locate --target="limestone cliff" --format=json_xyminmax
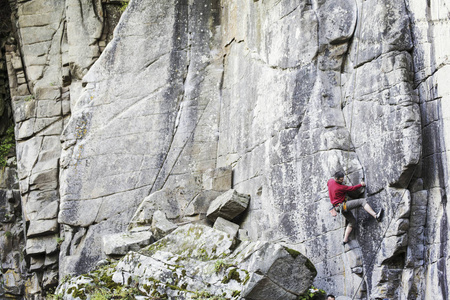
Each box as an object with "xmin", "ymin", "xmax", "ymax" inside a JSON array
[{"xmin": 1, "ymin": 0, "xmax": 449, "ymax": 299}]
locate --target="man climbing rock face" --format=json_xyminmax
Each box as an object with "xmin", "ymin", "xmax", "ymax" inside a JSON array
[{"xmin": 328, "ymin": 171, "xmax": 384, "ymax": 245}]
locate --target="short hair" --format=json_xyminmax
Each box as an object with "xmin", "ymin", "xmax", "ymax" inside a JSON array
[
  {"xmin": 327, "ymin": 295, "xmax": 335, "ymax": 300},
  {"xmin": 333, "ymin": 171, "xmax": 345, "ymax": 179}
]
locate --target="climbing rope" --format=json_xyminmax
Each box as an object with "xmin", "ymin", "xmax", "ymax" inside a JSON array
[
  {"xmin": 343, "ymin": 1, "xmax": 447, "ymax": 298},
  {"xmin": 338, "ymin": 0, "xmax": 366, "ymax": 296},
  {"xmin": 344, "ymin": 0, "xmax": 366, "ymax": 184},
  {"xmin": 346, "ymin": 2, "xmax": 423, "ymax": 297},
  {"xmin": 351, "ymin": 164, "xmax": 418, "ymax": 299},
  {"xmin": 339, "ymin": 0, "xmax": 419, "ymax": 298}
]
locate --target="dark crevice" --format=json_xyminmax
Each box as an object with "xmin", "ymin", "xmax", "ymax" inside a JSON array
[{"xmin": 147, "ymin": 0, "xmax": 189, "ymax": 195}]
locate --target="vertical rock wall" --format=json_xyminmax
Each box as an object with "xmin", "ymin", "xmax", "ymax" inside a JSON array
[
  {"xmin": 58, "ymin": 0, "xmax": 224, "ymax": 277},
  {"xmin": 2, "ymin": 0, "xmax": 450, "ymax": 298},
  {"xmin": 217, "ymin": 1, "xmax": 420, "ymax": 298},
  {"xmin": 0, "ymin": 1, "xmax": 27, "ymax": 298},
  {"xmin": 406, "ymin": 1, "xmax": 450, "ymax": 299},
  {"xmin": 3, "ymin": 0, "xmax": 124, "ymax": 296}
]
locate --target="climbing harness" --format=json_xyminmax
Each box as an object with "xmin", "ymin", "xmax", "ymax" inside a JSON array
[{"xmin": 334, "ymin": 200, "xmax": 347, "ymax": 214}]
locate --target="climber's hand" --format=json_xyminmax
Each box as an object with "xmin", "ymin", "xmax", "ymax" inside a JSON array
[
  {"xmin": 330, "ymin": 207, "xmax": 337, "ymax": 217},
  {"xmin": 361, "ymin": 181, "xmax": 366, "ymax": 187}
]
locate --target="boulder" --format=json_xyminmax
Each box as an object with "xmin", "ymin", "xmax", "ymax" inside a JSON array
[
  {"xmin": 25, "ymin": 235, "xmax": 58, "ymax": 255},
  {"xmin": 4, "ymin": 269, "xmax": 23, "ymax": 295},
  {"xmin": 182, "ymin": 190, "xmax": 222, "ymax": 217},
  {"xmin": 56, "ymin": 224, "xmax": 316, "ymax": 300},
  {"xmin": 213, "ymin": 216, "xmax": 239, "ymax": 238},
  {"xmin": 27, "ymin": 219, "xmax": 58, "ymax": 237},
  {"xmin": 129, "ymin": 188, "xmax": 181, "ymax": 229},
  {"xmin": 150, "ymin": 210, "xmax": 177, "ymax": 240},
  {"xmin": 206, "ymin": 189, "xmax": 250, "ymax": 222},
  {"xmin": 102, "ymin": 231, "xmax": 154, "ymax": 256}
]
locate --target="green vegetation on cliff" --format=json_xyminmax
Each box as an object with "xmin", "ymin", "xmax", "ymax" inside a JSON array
[{"xmin": 0, "ymin": 125, "xmax": 15, "ymax": 167}]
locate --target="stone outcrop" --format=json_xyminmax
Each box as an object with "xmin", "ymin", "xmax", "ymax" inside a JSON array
[
  {"xmin": 1, "ymin": 0, "xmax": 450, "ymax": 298},
  {"xmin": 150, "ymin": 210, "xmax": 177, "ymax": 240},
  {"xmin": 207, "ymin": 189, "xmax": 250, "ymax": 222},
  {"xmin": 102, "ymin": 231, "xmax": 154, "ymax": 257},
  {"xmin": 56, "ymin": 224, "xmax": 317, "ymax": 300},
  {"xmin": 213, "ymin": 217, "xmax": 240, "ymax": 238}
]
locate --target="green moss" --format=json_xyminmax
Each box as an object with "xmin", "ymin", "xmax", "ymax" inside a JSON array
[
  {"xmin": 283, "ymin": 246, "xmax": 301, "ymax": 259},
  {"xmin": 198, "ymin": 248, "xmax": 209, "ymax": 260},
  {"xmin": 90, "ymin": 288, "xmax": 112, "ymax": 300},
  {"xmin": 0, "ymin": 125, "xmax": 15, "ymax": 167},
  {"xmin": 140, "ymin": 237, "xmax": 169, "ymax": 256},
  {"xmin": 192, "ymin": 290, "xmax": 213, "ymax": 299},
  {"xmin": 120, "ymin": 1, "xmax": 128, "ymax": 12},
  {"xmin": 71, "ymin": 287, "xmax": 87, "ymax": 300},
  {"xmin": 242, "ymin": 271, "xmax": 250, "ymax": 285},
  {"xmin": 192, "ymin": 291, "xmax": 228, "ymax": 300},
  {"xmin": 143, "ymin": 284, "xmax": 152, "ymax": 294},
  {"xmin": 305, "ymin": 258, "xmax": 317, "ymax": 277},
  {"xmin": 214, "ymin": 260, "xmax": 226, "ymax": 273},
  {"xmin": 150, "ymin": 286, "xmax": 168, "ymax": 300},
  {"xmin": 232, "ymin": 290, "xmax": 241, "ymax": 297},
  {"xmin": 297, "ymin": 285, "xmax": 325, "ymax": 300},
  {"xmin": 221, "ymin": 268, "xmax": 241, "ymax": 284},
  {"xmin": 100, "ymin": 272, "xmax": 119, "ymax": 290},
  {"xmin": 24, "ymin": 94, "xmax": 35, "ymax": 102}
]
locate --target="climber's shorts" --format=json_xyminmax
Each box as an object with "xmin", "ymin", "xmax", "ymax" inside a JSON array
[{"xmin": 341, "ymin": 198, "xmax": 367, "ymax": 227}]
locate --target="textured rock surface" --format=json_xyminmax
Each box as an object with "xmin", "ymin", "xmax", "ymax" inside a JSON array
[
  {"xmin": 2, "ymin": 0, "xmax": 450, "ymax": 298},
  {"xmin": 56, "ymin": 224, "xmax": 316, "ymax": 299},
  {"xmin": 207, "ymin": 189, "xmax": 250, "ymax": 222},
  {"xmin": 213, "ymin": 217, "xmax": 240, "ymax": 238},
  {"xmin": 102, "ymin": 231, "xmax": 154, "ymax": 256},
  {"xmin": 150, "ymin": 210, "xmax": 177, "ymax": 240},
  {"xmin": 0, "ymin": 2, "xmax": 27, "ymax": 297},
  {"xmin": 2, "ymin": 0, "xmax": 124, "ymax": 295}
]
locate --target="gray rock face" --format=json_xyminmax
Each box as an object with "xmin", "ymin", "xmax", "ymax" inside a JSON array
[
  {"xmin": 102, "ymin": 231, "xmax": 154, "ymax": 256},
  {"xmin": 3, "ymin": 0, "xmax": 123, "ymax": 295},
  {"xmin": 4, "ymin": 0, "xmax": 450, "ymax": 298},
  {"xmin": 203, "ymin": 166, "xmax": 233, "ymax": 191}
]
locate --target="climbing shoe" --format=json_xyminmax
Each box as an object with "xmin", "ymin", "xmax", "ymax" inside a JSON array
[{"xmin": 376, "ymin": 208, "xmax": 384, "ymax": 222}]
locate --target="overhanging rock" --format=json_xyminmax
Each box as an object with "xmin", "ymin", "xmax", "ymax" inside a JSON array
[{"xmin": 207, "ymin": 189, "xmax": 250, "ymax": 222}]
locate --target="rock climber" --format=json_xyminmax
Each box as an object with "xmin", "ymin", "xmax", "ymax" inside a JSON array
[
  {"xmin": 328, "ymin": 171, "xmax": 383, "ymax": 245},
  {"xmin": 327, "ymin": 295, "xmax": 335, "ymax": 300}
]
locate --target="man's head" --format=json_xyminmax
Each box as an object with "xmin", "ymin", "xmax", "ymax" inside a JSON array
[
  {"xmin": 327, "ymin": 295, "xmax": 335, "ymax": 300},
  {"xmin": 333, "ymin": 171, "xmax": 345, "ymax": 183}
]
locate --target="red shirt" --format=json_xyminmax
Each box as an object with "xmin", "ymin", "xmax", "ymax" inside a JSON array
[{"xmin": 327, "ymin": 179, "xmax": 362, "ymax": 205}]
